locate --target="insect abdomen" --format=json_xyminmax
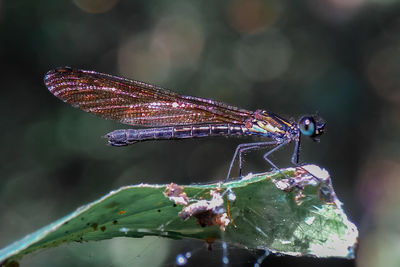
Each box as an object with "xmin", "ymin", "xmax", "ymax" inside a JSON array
[{"xmin": 106, "ymin": 124, "xmax": 249, "ymax": 146}]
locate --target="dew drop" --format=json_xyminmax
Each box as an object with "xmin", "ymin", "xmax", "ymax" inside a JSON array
[
  {"xmin": 227, "ymin": 191, "xmax": 236, "ymax": 201},
  {"xmin": 176, "ymin": 254, "xmax": 188, "ymax": 266}
]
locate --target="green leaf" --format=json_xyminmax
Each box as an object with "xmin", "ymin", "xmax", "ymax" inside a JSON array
[{"xmin": 0, "ymin": 165, "xmax": 358, "ymax": 265}]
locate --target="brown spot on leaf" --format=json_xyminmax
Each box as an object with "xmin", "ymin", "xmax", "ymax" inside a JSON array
[
  {"xmin": 106, "ymin": 201, "xmax": 119, "ymax": 208},
  {"xmin": 179, "ymin": 190, "xmax": 230, "ymax": 231},
  {"xmin": 164, "ymin": 183, "xmax": 189, "ymax": 205},
  {"xmin": 91, "ymin": 223, "xmax": 98, "ymax": 231}
]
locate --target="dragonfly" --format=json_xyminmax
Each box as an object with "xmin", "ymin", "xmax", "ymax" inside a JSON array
[{"xmin": 44, "ymin": 67, "xmax": 325, "ymax": 179}]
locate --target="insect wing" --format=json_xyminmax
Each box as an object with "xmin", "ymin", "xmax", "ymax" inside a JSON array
[{"xmin": 45, "ymin": 67, "xmax": 252, "ymax": 127}]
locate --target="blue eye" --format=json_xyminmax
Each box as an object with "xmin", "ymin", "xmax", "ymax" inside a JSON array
[{"xmin": 299, "ymin": 117, "xmax": 315, "ymax": 136}]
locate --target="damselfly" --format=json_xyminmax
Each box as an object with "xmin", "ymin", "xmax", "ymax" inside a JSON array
[{"xmin": 44, "ymin": 67, "xmax": 325, "ymax": 179}]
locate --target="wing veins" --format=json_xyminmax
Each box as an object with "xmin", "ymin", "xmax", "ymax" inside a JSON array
[{"xmin": 45, "ymin": 67, "xmax": 253, "ymax": 126}]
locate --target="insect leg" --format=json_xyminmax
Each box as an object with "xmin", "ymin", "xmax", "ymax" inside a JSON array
[
  {"xmin": 226, "ymin": 141, "xmax": 281, "ymax": 181},
  {"xmin": 262, "ymin": 139, "xmax": 290, "ymax": 177},
  {"xmin": 262, "ymin": 139, "xmax": 290, "ymax": 170},
  {"xmin": 289, "ymin": 138, "xmax": 323, "ymax": 182},
  {"xmin": 291, "ymin": 138, "xmax": 300, "ymax": 165}
]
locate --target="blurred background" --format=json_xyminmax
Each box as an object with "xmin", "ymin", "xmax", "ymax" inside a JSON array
[{"xmin": 1, "ymin": 0, "xmax": 400, "ymax": 266}]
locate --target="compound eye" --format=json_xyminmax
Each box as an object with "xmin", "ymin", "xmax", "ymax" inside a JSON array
[{"xmin": 299, "ymin": 117, "xmax": 316, "ymax": 136}]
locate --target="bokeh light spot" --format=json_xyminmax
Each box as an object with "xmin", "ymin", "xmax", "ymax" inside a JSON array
[
  {"xmin": 118, "ymin": 33, "xmax": 171, "ymax": 84},
  {"xmin": 234, "ymin": 30, "xmax": 292, "ymax": 82},
  {"xmin": 307, "ymin": 0, "xmax": 365, "ymax": 24},
  {"xmin": 151, "ymin": 16, "xmax": 204, "ymax": 70},
  {"xmin": 366, "ymin": 44, "xmax": 400, "ymax": 104},
  {"xmin": 357, "ymin": 159, "xmax": 400, "ymax": 267},
  {"xmin": 228, "ymin": 0, "xmax": 280, "ymax": 33},
  {"xmin": 73, "ymin": 0, "xmax": 118, "ymax": 14},
  {"xmin": 118, "ymin": 13, "xmax": 204, "ymax": 84}
]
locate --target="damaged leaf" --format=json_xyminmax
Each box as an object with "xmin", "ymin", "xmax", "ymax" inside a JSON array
[{"xmin": 0, "ymin": 165, "xmax": 358, "ymax": 265}]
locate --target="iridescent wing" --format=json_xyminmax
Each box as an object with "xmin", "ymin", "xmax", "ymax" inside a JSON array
[{"xmin": 44, "ymin": 67, "xmax": 252, "ymax": 127}]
